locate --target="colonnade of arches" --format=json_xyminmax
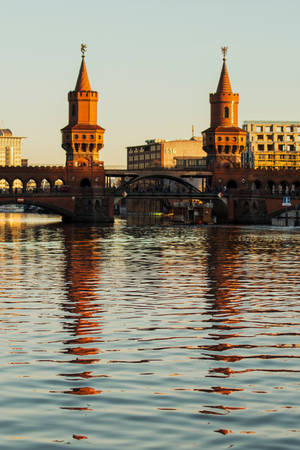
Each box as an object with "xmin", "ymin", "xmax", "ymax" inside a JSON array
[
  {"xmin": 0, "ymin": 178, "xmax": 65, "ymax": 194},
  {"xmin": 223, "ymin": 178, "xmax": 300, "ymax": 195}
]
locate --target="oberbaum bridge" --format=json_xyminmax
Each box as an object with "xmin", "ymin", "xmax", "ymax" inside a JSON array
[{"xmin": 0, "ymin": 46, "xmax": 300, "ymax": 225}]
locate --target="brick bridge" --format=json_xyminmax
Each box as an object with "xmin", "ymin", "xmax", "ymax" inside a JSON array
[
  {"xmin": 0, "ymin": 164, "xmax": 299, "ymax": 224},
  {"xmin": 0, "ymin": 164, "xmax": 114, "ymax": 222}
]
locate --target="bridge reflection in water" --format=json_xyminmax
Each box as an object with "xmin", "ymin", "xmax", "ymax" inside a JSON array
[{"xmin": 1, "ymin": 217, "xmax": 300, "ymax": 447}]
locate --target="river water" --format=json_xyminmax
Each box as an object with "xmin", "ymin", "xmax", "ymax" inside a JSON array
[{"xmin": 1, "ymin": 213, "xmax": 300, "ymax": 449}]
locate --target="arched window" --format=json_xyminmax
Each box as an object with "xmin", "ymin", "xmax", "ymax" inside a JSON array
[{"xmin": 224, "ymin": 107, "xmax": 229, "ymax": 118}]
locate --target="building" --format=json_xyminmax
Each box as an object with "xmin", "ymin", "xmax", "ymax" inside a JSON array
[
  {"xmin": 61, "ymin": 44, "xmax": 105, "ymax": 168},
  {"xmin": 0, "ymin": 129, "xmax": 25, "ymax": 166},
  {"xmin": 127, "ymin": 136, "xmax": 206, "ymax": 170},
  {"xmin": 242, "ymin": 121, "xmax": 300, "ymax": 170},
  {"xmin": 202, "ymin": 48, "xmax": 247, "ymax": 168}
]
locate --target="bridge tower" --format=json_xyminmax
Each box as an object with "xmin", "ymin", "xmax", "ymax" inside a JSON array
[
  {"xmin": 202, "ymin": 47, "xmax": 246, "ymax": 168},
  {"xmin": 61, "ymin": 44, "xmax": 105, "ymax": 168}
]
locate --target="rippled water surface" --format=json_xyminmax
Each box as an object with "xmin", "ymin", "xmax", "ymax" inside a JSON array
[{"xmin": 1, "ymin": 213, "xmax": 300, "ymax": 449}]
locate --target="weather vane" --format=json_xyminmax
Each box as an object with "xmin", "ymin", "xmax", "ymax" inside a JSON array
[
  {"xmin": 81, "ymin": 43, "xmax": 87, "ymax": 57},
  {"xmin": 221, "ymin": 46, "xmax": 228, "ymax": 60}
]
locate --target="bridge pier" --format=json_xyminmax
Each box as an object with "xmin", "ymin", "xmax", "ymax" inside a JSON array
[{"xmin": 71, "ymin": 193, "xmax": 114, "ymax": 223}]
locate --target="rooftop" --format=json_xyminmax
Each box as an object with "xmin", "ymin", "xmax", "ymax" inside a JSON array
[{"xmin": 243, "ymin": 120, "xmax": 300, "ymax": 125}]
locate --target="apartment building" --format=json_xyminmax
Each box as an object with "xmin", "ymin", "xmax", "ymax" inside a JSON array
[
  {"xmin": 127, "ymin": 137, "xmax": 206, "ymax": 170},
  {"xmin": 242, "ymin": 121, "xmax": 300, "ymax": 169},
  {"xmin": 0, "ymin": 129, "xmax": 25, "ymax": 166}
]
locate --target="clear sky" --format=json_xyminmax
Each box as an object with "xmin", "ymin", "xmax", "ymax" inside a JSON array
[{"xmin": 1, "ymin": 0, "xmax": 300, "ymax": 166}]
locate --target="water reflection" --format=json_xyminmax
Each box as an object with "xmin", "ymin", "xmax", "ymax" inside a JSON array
[
  {"xmin": 1, "ymin": 215, "xmax": 300, "ymax": 449},
  {"xmin": 58, "ymin": 226, "xmax": 108, "ymax": 401}
]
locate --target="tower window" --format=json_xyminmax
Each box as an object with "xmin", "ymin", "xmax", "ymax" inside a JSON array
[
  {"xmin": 224, "ymin": 107, "xmax": 229, "ymax": 118},
  {"xmin": 82, "ymin": 135, "xmax": 86, "ymax": 139},
  {"xmin": 82, "ymin": 143, "xmax": 87, "ymax": 152}
]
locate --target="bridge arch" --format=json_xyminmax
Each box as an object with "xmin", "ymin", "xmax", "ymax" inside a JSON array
[
  {"xmin": 0, "ymin": 198, "xmax": 73, "ymax": 219},
  {"xmin": 41, "ymin": 178, "xmax": 51, "ymax": 191},
  {"xmin": 26, "ymin": 179, "xmax": 37, "ymax": 192},
  {"xmin": 12, "ymin": 178, "xmax": 23, "ymax": 193},
  {"xmin": 118, "ymin": 174, "xmax": 201, "ymax": 194},
  {"xmin": 270, "ymin": 206, "xmax": 300, "ymax": 226},
  {"xmin": 0, "ymin": 178, "xmax": 10, "ymax": 193}
]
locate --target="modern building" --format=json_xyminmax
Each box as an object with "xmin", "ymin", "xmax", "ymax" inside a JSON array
[
  {"xmin": 61, "ymin": 45, "xmax": 105, "ymax": 168},
  {"xmin": 202, "ymin": 48, "xmax": 247, "ymax": 168},
  {"xmin": 242, "ymin": 121, "xmax": 300, "ymax": 170},
  {"xmin": 0, "ymin": 129, "xmax": 25, "ymax": 166},
  {"xmin": 127, "ymin": 136, "xmax": 206, "ymax": 170}
]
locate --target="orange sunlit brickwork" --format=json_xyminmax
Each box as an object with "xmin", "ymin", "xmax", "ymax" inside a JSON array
[
  {"xmin": 202, "ymin": 48, "xmax": 247, "ymax": 168},
  {"xmin": 61, "ymin": 45, "xmax": 105, "ymax": 168}
]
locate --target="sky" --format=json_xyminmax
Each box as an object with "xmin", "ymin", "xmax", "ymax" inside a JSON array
[{"xmin": 1, "ymin": 0, "xmax": 300, "ymax": 166}]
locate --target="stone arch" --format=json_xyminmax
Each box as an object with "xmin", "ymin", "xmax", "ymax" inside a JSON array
[
  {"xmin": 12, "ymin": 178, "xmax": 23, "ymax": 193},
  {"xmin": 293, "ymin": 181, "xmax": 300, "ymax": 191},
  {"xmin": 26, "ymin": 179, "xmax": 37, "ymax": 192},
  {"xmin": 54, "ymin": 179, "xmax": 64, "ymax": 190},
  {"xmin": 254, "ymin": 179, "xmax": 262, "ymax": 190},
  {"xmin": 41, "ymin": 178, "xmax": 51, "ymax": 192},
  {"xmin": 279, "ymin": 180, "xmax": 290, "ymax": 195},
  {"xmin": 267, "ymin": 180, "xmax": 275, "ymax": 193},
  {"xmin": 80, "ymin": 178, "xmax": 91, "ymax": 188},
  {"xmin": 0, "ymin": 178, "xmax": 10, "ymax": 193},
  {"xmin": 227, "ymin": 179, "xmax": 238, "ymax": 189}
]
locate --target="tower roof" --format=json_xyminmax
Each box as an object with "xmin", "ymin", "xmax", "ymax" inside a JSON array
[
  {"xmin": 216, "ymin": 60, "xmax": 233, "ymax": 94},
  {"xmin": 75, "ymin": 57, "xmax": 91, "ymax": 91}
]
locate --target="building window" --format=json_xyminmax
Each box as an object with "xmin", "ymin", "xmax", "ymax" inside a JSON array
[{"xmin": 224, "ymin": 107, "xmax": 229, "ymax": 118}]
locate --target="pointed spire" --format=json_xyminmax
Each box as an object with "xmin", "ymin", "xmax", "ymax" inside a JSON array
[
  {"xmin": 75, "ymin": 43, "xmax": 91, "ymax": 91},
  {"xmin": 216, "ymin": 46, "xmax": 233, "ymax": 94}
]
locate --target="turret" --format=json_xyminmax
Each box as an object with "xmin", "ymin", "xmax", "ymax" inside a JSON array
[
  {"xmin": 202, "ymin": 47, "xmax": 246, "ymax": 168},
  {"xmin": 61, "ymin": 44, "xmax": 105, "ymax": 168}
]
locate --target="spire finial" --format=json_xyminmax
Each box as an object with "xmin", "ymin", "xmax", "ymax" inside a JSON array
[
  {"xmin": 192, "ymin": 124, "xmax": 195, "ymax": 138},
  {"xmin": 221, "ymin": 46, "xmax": 228, "ymax": 61},
  {"xmin": 81, "ymin": 43, "xmax": 87, "ymax": 58}
]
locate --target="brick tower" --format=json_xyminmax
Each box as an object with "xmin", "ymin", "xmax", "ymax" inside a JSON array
[
  {"xmin": 61, "ymin": 44, "xmax": 105, "ymax": 168},
  {"xmin": 202, "ymin": 47, "xmax": 246, "ymax": 168}
]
